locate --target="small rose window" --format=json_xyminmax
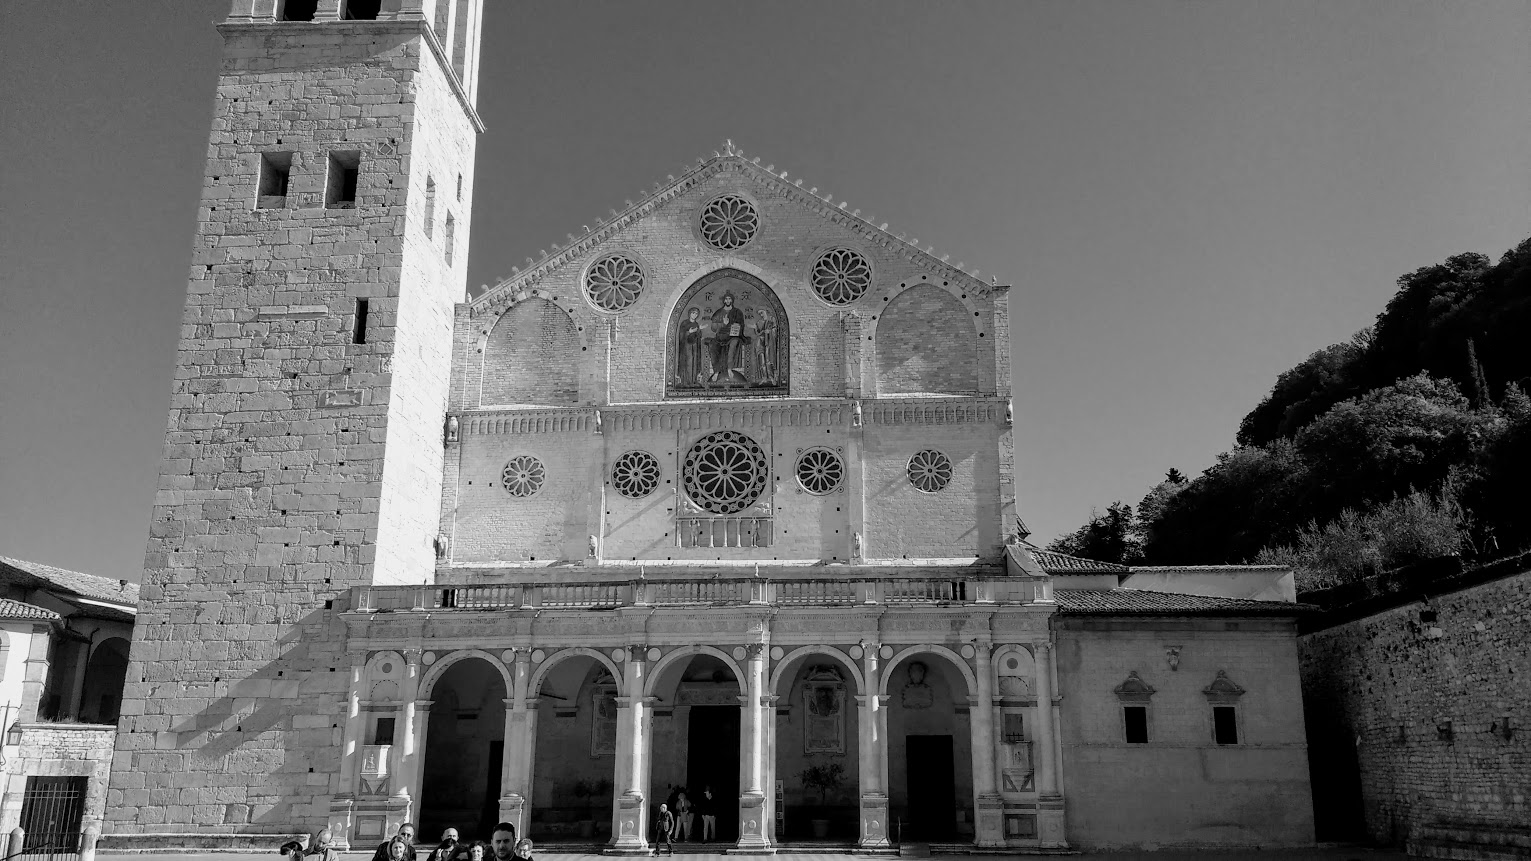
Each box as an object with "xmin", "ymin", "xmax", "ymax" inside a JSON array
[
  {"xmin": 907, "ymin": 450, "xmax": 952, "ymax": 493},
  {"xmin": 811, "ymin": 248, "xmax": 872, "ymax": 305},
  {"xmin": 612, "ymin": 450, "xmax": 662, "ymax": 499},
  {"xmin": 501, "ymin": 455, "xmax": 546, "ymax": 497},
  {"xmin": 585, "ymin": 254, "xmax": 645, "ymax": 312},
  {"xmin": 795, "ymin": 448, "xmax": 844, "ymax": 495},
  {"xmin": 700, "ymin": 194, "xmax": 759, "ymax": 250}
]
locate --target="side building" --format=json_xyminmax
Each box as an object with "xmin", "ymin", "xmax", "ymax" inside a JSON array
[{"xmin": 107, "ymin": 1, "xmax": 1314, "ymax": 853}]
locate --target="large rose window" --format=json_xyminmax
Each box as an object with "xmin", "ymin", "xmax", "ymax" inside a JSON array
[{"xmin": 682, "ymin": 431, "xmax": 769, "ymax": 514}]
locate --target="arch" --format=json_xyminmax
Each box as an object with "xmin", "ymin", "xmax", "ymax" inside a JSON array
[
  {"xmin": 878, "ymin": 645, "xmax": 976, "ymax": 698},
  {"xmin": 991, "ymin": 644, "xmax": 1036, "ymax": 700},
  {"xmin": 419, "ymin": 648, "xmax": 512, "ymax": 701},
  {"xmin": 527, "ymin": 647, "xmax": 623, "ymax": 701},
  {"xmin": 480, "ymin": 297, "xmax": 582, "ymax": 406},
  {"xmin": 79, "ymin": 636, "xmax": 130, "ymax": 723},
  {"xmin": 665, "ymin": 268, "xmax": 789, "ymax": 398},
  {"xmin": 645, "ymin": 645, "xmax": 746, "ymax": 698},
  {"xmin": 874, "ymin": 284, "xmax": 977, "ymax": 394},
  {"xmin": 769, "ymin": 646, "xmax": 864, "ymax": 694}
]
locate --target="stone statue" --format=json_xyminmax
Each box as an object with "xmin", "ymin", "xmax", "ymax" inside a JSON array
[
  {"xmin": 901, "ymin": 661, "xmax": 934, "ymax": 709},
  {"xmin": 588, "ymin": 534, "xmax": 599, "ymax": 558},
  {"xmin": 852, "ymin": 531, "xmax": 863, "ymax": 560},
  {"xmin": 444, "ymin": 414, "xmax": 459, "ymax": 444},
  {"xmin": 851, "ymin": 400, "xmax": 863, "ymax": 428}
]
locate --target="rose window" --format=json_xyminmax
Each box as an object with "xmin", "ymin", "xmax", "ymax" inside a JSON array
[
  {"xmin": 611, "ymin": 450, "xmax": 661, "ymax": 499},
  {"xmin": 906, "ymin": 450, "xmax": 952, "ymax": 493},
  {"xmin": 584, "ymin": 254, "xmax": 645, "ymax": 312},
  {"xmin": 682, "ymin": 431, "xmax": 769, "ymax": 514},
  {"xmin": 699, "ymin": 194, "xmax": 759, "ymax": 250},
  {"xmin": 501, "ymin": 455, "xmax": 546, "ymax": 497},
  {"xmin": 795, "ymin": 448, "xmax": 844, "ymax": 495},
  {"xmin": 811, "ymin": 248, "xmax": 872, "ymax": 305}
]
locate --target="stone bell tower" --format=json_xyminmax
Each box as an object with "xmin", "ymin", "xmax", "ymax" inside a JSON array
[{"xmin": 104, "ymin": 0, "xmax": 483, "ymax": 847}]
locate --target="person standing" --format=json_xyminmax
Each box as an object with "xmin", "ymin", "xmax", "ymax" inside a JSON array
[
  {"xmin": 751, "ymin": 309, "xmax": 776, "ymax": 384},
  {"xmin": 677, "ymin": 307, "xmax": 704, "ymax": 386},
  {"xmin": 675, "ymin": 791, "xmax": 694, "ymax": 842},
  {"xmin": 699, "ymin": 786, "xmax": 717, "ymax": 843},
  {"xmin": 652, "ymin": 804, "xmax": 675, "ymax": 856},
  {"xmin": 490, "ymin": 823, "xmax": 519, "ymax": 861}
]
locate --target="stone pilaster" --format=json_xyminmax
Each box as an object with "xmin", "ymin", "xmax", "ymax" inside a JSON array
[
  {"xmin": 609, "ymin": 647, "xmax": 649, "ymax": 854},
  {"xmin": 969, "ymin": 643, "xmax": 1003, "ymax": 848},
  {"xmin": 734, "ymin": 643, "xmax": 773, "ymax": 853},
  {"xmin": 1032, "ymin": 642, "xmax": 1066, "ymax": 848},
  {"xmin": 856, "ymin": 642, "xmax": 890, "ymax": 849}
]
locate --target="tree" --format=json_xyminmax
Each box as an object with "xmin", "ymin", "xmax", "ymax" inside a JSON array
[
  {"xmin": 1237, "ymin": 339, "xmax": 1370, "ymax": 446},
  {"xmin": 1047, "ymin": 501, "xmax": 1136, "ymax": 564}
]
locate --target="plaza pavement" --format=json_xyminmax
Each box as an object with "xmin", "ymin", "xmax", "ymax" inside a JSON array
[{"xmin": 99, "ymin": 845, "xmax": 1406, "ymax": 861}]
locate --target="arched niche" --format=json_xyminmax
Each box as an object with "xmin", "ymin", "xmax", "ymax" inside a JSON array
[
  {"xmin": 481, "ymin": 297, "xmax": 583, "ymax": 406},
  {"xmin": 875, "ymin": 285, "xmax": 977, "ymax": 394},
  {"xmin": 666, "ymin": 268, "xmax": 790, "ymax": 398}
]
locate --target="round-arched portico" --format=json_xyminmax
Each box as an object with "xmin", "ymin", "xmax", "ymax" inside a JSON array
[
  {"xmin": 419, "ymin": 653, "xmax": 510, "ymax": 842},
  {"xmin": 882, "ymin": 645, "xmax": 977, "ymax": 842},
  {"xmin": 770, "ymin": 646, "xmax": 864, "ymax": 841}
]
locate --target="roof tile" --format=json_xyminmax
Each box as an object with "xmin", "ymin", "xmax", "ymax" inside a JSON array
[
  {"xmin": 1055, "ymin": 589, "xmax": 1310, "ymax": 616},
  {"xmin": 0, "ymin": 556, "xmax": 139, "ymax": 606}
]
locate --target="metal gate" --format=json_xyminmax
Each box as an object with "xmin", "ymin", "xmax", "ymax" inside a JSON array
[{"xmin": 14, "ymin": 776, "xmax": 85, "ymax": 861}]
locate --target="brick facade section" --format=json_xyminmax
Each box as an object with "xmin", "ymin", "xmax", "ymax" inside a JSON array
[
  {"xmin": 481, "ymin": 299, "xmax": 582, "ymax": 406},
  {"xmin": 1298, "ymin": 568, "xmax": 1531, "ymax": 848},
  {"xmin": 875, "ymin": 284, "xmax": 979, "ymax": 395}
]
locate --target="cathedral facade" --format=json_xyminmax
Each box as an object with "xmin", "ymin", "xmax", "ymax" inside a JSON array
[{"xmin": 106, "ymin": 1, "xmax": 1314, "ymax": 852}]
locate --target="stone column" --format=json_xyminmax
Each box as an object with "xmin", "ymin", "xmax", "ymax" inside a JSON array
[
  {"xmin": 406, "ymin": 700, "xmax": 432, "ymax": 814},
  {"xmin": 969, "ymin": 644, "xmax": 1003, "ymax": 847},
  {"xmin": 857, "ymin": 643, "xmax": 889, "ymax": 849},
  {"xmin": 329, "ymin": 653, "xmax": 367, "ymax": 847},
  {"xmin": 1032, "ymin": 642, "xmax": 1066, "ymax": 848},
  {"xmin": 19, "ymin": 624, "xmax": 50, "ymax": 722},
  {"xmin": 761, "ymin": 695, "xmax": 780, "ymax": 844},
  {"xmin": 735, "ymin": 643, "xmax": 771, "ymax": 852},
  {"xmin": 500, "ymin": 652, "xmax": 531, "ymax": 836},
  {"xmin": 393, "ymin": 651, "xmax": 423, "ymax": 802},
  {"xmin": 610, "ymin": 647, "xmax": 649, "ymax": 854},
  {"xmin": 313, "ymin": 0, "xmax": 343, "ymax": 21}
]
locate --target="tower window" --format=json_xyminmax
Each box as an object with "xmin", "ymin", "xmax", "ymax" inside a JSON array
[
  {"xmin": 344, "ymin": 0, "xmax": 382, "ymax": 19},
  {"xmin": 456, "ymin": 173, "xmax": 463, "ymax": 201},
  {"xmin": 280, "ymin": 0, "xmax": 317, "ymax": 21},
  {"xmin": 257, "ymin": 152, "xmax": 292, "ymax": 209},
  {"xmin": 1213, "ymin": 706, "xmax": 1239, "ymax": 745},
  {"xmin": 352, "ymin": 299, "xmax": 369, "ymax": 345},
  {"xmin": 326, "ymin": 151, "xmax": 361, "ymax": 208},
  {"xmin": 424, "ymin": 176, "xmax": 436, "ymax": 238},
  {"xmin": 1123, "ymin": 705, "xmax": 1149, "ymax": 744},
  {"xmin": 443, "ymin": 213, "xmax": 456, "ymax": 266}
]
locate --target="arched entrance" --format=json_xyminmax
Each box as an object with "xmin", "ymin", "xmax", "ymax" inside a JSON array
[
  {"xmin": 647, "ymin": 650, "xmax": 743, "ymax": 844},
  {"xmin": 771, "ymin": 649, "xmax": 862, "ymax": 842},
  {"xmin": 526, "ymin": 651, "xmax": 620, "ymax": 842},
  {"xmin": 80, "ymin": 637, "xmax": 130, "ymax": 723},
  {"xmin": 420, "ymin": 656, "xmax": 509, "ymax": 842},
  {"xmin": 883, "ymin": 649, "xmax": 975, "ymax": 842}
]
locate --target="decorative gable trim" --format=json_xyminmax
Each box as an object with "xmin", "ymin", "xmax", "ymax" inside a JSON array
[
  {"xmin": 1113, "ymin": 671, "xmax": 1156, "ymax": 703},
  {"xmin": 1202, "ymin": 670, "xmax": 1245, "ymax": 703},
  {"xmin": 470, "ymin": 142, "xmax": 1000, "ymax": 319}
]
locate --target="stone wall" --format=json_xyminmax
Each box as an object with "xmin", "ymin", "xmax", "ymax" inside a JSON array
[
  {"xmin": 1055, "ymin": 616, "xmax": 1315, "ymax": 849},
  {"xmin": 0, "ymin": 724, "xmax": 115, "ymax": 837},
  {"xmin": 1298, "ymin": 564, "xmax": 1531, "ymax": 849}
]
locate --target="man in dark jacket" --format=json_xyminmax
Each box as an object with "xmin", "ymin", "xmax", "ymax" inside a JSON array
[{"xmin": 652, "ymin": 804, "xmax": 675, "ymax": 856}]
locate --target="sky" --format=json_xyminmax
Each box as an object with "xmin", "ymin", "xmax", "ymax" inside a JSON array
[{"xmin": 0, "ymin": 1, "xmax": 1527, "ymax": 580}]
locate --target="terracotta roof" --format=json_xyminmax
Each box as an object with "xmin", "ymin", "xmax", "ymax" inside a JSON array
[
  {"xmin": 0, "ymin": 556, "xmax": 139, "ymax": 606},
  {"xmin": 1054, "ymin": 589, "xmax": 1310, "ymax": 616},
  {"xmin": 0, "ymin": 598, "xmax": 61, "ymax": 623},
  {"xmin": 1028, "ymin": 549, "xmax": 1131, "ymax": 575}
]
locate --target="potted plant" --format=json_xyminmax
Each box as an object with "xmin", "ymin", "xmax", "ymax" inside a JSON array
[{"xmin": 799, "ymin": 762, "xmax": 845, "ymax": 839}]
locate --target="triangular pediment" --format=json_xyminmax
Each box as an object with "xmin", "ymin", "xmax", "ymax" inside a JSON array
[{"xmin": 470, "ymin": 141, "xmax": 999, "ymax": 318}]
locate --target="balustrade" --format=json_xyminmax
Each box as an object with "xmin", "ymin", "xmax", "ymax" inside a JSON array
[{"xmin": 676, "ymin": 515, "xmax": 773, "ymax": 547}]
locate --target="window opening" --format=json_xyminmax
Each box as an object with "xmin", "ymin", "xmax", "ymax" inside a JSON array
[
  {"xmin": 1001, "ymin": 712, "xmax": 1025, "ymax": 744},
  {"xmin": 443, "ymin": 213, "xmax": 456, "ymax": 266},
  {"xmin": 280, "ymin": 0, "xmax": 317, "ymax": 21},
  {"xmin": 373, "ymin": 717, "xmax": 396, "ymax": 745},
  {"xmin": 1123, "ymin": 706, "xmax": 1149, "ymax": 744},
  {"xmin": 1213, "ymin": 706, "xmax": 1239, "ymax": 745},
  {"xmin": 326, "ymin": 151, "xmax": 361, "ymax": 208},
  {"xmin": 257, "ymin": 152, "xmax": 292, "ymax": 209},
  {"xmin": 352, "ymin": 299, "xmax": 369, "ymax": 345},
  {"xmin": 456, "ymin": 173, "xmax": 463, "ymax": 201},
  {"xmin": 344, "ymin": 0, "xmax": 381, "ymax": 19},
  {"xmin": 423, "ymin": 176, "xmax": 436, "ymax": 238}
]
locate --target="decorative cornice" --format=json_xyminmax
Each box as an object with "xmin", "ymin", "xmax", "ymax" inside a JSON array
[
  {"xmin": 456, "ymin": 396, "xmax": 1008, "ymax": 436},
  {"xmin": 469, "ymin": 142, "xmax": 1001, "ymax": 319}
]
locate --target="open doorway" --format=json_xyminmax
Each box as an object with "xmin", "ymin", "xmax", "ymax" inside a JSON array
[
  {"xmin": 686, "ymin": 706, "xmax": 739, "ymax": 842},
  {"xmin": 904, "ymin": 736, "xmax": 956, "ymax": 840}
]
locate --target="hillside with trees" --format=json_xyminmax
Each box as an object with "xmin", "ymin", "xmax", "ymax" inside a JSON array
[{"xmin": 1048, "ymin": 237, "xmax": 1531, "ymax": 591}]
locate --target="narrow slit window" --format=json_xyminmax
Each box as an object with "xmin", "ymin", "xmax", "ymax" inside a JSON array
[
  {"xmin": 352, "ymin": 299, "xmax": 369, "ymax": 345},
  {"xmin": 1123, "ymin": 705, "xmax": 1149, "ymax": 744},
  {"xmin": 424, "ymin": 176, "xmax": 436, "ymax": 238},
  {"xmin": 257, "ymin": 152, "xmax": 292, "ymax": 209},
  {"xmin": 326, "ymin": 151, "xmax": 361, "ymax": 209},
  {"xmin": 280, "ymin": 0, "xmax": 317, "ymax": 20},
  {"xmin": 344, "ymin": 0, "xmax": 382, "ymax": 19},
  {"xmin": 372, "ymin": 716, "xmax": 395, "ymax": 745},
  {"xmin": 1213, "ymin": 706, "xmax": 1239, "ymax": 745},
  {"xmin": 456, "ymin": 173, "xmax": 463, "ymax": 201},
  {"xmin": 443, "ymin": 213, "xmax": 456, "ymax": 266}
]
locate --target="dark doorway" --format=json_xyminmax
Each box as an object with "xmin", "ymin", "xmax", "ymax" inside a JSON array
[
  {"xmin": 475, "ymin": 741, "xmax": 504, "ymax": 841},
  {"xmin": 904, "ymin": 736, "xmax": 955, "ymax": 840},
  {"xmin": 686, "ymin": 706, "xmax": 740, "ymax": 842}
]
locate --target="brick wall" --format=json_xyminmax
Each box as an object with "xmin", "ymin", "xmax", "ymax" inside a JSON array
[
  {"xmin": 1298, "ymin": 567, "xmax": 1531, "ymax": 847},
  {"xmin": 1056, "ymin": 617, "xmax": 1315, "ymax": 849},
  {"xmin": 481, "ymin": 299, "xmax": 582, "ymax": 406},
  {"xmin": 875, "ymin": 284, "xmax": 978, "ymax": 395}
]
